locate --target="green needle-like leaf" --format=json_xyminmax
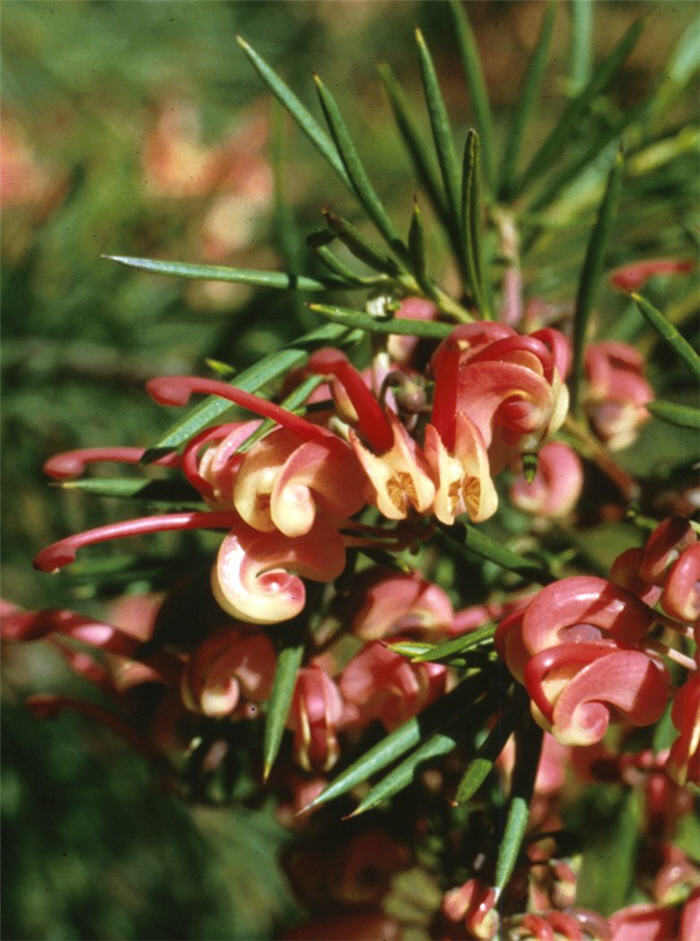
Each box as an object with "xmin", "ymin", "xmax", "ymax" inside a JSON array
[
  {"xmin": 498, "ymin": 1, "xmax": 556, "ymax": 197},
  {"xmin": 570, "ymin": 147, "xmax": 625, "ymax": 412},
  {"xmin": 262, "ymin": 640, "xmax": 305, "ymax": 781},
  {"xmin": 144, "ymin": 324, "xmax": 349, "ymax": 456},
  {"xmin": 349, "ymin": 727, "xmax": 461, "ymax": 817},
  {"xmin": 308, "ymin": 302, "xmax": 453, "ymax": 338},
  {"xmin": 307, "ymin": 232, "xmax": 380, "ymax": 286},
  {"xmin": 647, "ymin": 400, "xmax": 700, "ymax": 431},
  {"xmin": 412, "ymin": 623, "xmax": 496, "ymax": 663},
  {"xmin": 301, "ymin": 672, "xmax": 491, "ymax": 812},
  {"xmin": 323, "ymin": 209, "xmax": 402, "ymax": 277},
  {"xmin": 454, "ymin": 696, "xmax": 518, "ymax": 803},
  {"xmin": 314, "ymin": 74, "xmax": 406, "ymax": 256},
  {"xmin": 103, "ymin": 255, "xmax": 339, "ymax": 292},
  {"xmin": 415, "ymin": 27, "xmax": 464, "ymax": 265},
  {"xmin": 436, "ymin": 521, "xmax": 554, "ymax": 585},
  {"xmin": 56, "ymin": 478, "xmax": 202, "ymax": 506},
  {"xmin": 495, "ymin": 717, "xmax": 543, "ymax": 892},
  {"xmin": 461, "ymin": 130, "xmax": 489, "ymax": 315},
  {"xmin": 632, "ymin": 293, "xmax": 700, "ymax": 378},
  {"xmin": 377, "ymin": 62, "xmax": 449, "ymax": 223},
  {"xmin": 448, "ymin": 0, "xmax": 495, "ymax": 191},
  {"xmin": 408, "ymin": 200, "xmax": 433, "ymax": 296},
  {"xmin": 236, "ymin": 36, "xmax": 351, "ymax": 189},
  {"xmin": 513, "ymin": 19, "xmax": 642, "ymax": 197}
]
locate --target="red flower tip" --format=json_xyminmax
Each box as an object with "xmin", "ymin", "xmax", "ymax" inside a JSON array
[{"xmin": 146, "ymin": 376, "xmax": 193, "ymax": 406}]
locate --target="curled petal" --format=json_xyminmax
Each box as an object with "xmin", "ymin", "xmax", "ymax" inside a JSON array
[
  {"xmin": 520, "ymin": 576, "xmax": 654, "ymax": 657},
  {"xmin": 234, "ymin": 429, "xmax": 302, "ymax": 532},
  {"xmin": 184, "ymin": 421, "xmax": 260, "ymax": 506},
  {"xmin": 510, "ymin": 442, "xmax": 583, "ymax": 518},
  {"xmin": 639, "ymin": 517, "xmax": 697, "ymax": 586},
  {"xmin": 351, "ymin": 569, "xmax": 454, "ymax": 641},
  {"xmin": 424, "ymin": 414, "xmax": 498, "ymax": 525},
  {"xmin": 545, "ymin": 650, "xmax": 670, "ymax": 746},
  {"xmin": 181, "ymin": 627, "xmax": 276, "ymax": 716},
  {"xmin": 584, "ymin": 341, "xmax": 652, "ymax": 450},
  {"xmin": 667, "ymin": 674, "xmax": 700, "ymax": 786},
  {"xmin": 211, "ymin": 519, "xmax": 345, "ymax": 624},
  {"xmin": 442, "ymin": 878, "xmax": 499, "ymax": 939},
  {"xmin": 661, "ymin": 544, "xmax": 700, "ymax": 623},
  {"xmin": 608, "ymin": 903, "xmax": 679, "ymax": 941},
  {"xmin": 610, "ymin": 548, "xmax": 662, "ymax": 606}
]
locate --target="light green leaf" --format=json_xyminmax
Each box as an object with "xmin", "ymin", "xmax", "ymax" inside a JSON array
[
  {"xmin": 647, "ymin": 400, "xmax": 700, "ymax": 431},
  {"xmin": 412, "ymin": 623, "xmax": 496, "ymax": 663},
  {"xmin": 263, "ymin": 641, "xmax": 305, "ymax": 781},
  {"xmin": 236, "ymin": 36, "xmax": 351, "ymax": 189},
  {"xmin": 455, "ymin": 698, "xmax": 518, "ymax": 803},
  {"xmin": 569, "ymin": 0, "xmax": 594, "ymax": 93},
  {"xmin": 308, "ymin": 302, "xmax": 454, "ymax": 338},
  {"xmin": 103, "ymin": 255, "xmax": 338, "ymax": 292}
]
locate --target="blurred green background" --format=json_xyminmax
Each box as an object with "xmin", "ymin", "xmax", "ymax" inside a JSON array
[{"xmin": 2, "ymin": 2, "xmax": 697, "ymax": 938}]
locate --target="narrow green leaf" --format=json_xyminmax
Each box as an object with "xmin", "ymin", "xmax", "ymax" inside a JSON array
[
  {"xmin": 386, "ymin": 641, "xmax": 433, "ymax": 660},
  {"xmin": 414, "ymin": 27, "xmax": 464, "ymax": 265},
  {"xmin": 236, "ymin": 36, "xmax": 351, "ymax": 189},
  {"xmin": 461, "ymin": 130, "xmax": 489, "ymax": 315},
  {"xmin": 412, "ymin": 623, "xmax": 496, "ymax": 663},
  {"xmin": 263, "ymin": 640, "xmax": 304, "ymax": 781},
  {"xmin": 513, "ymin": 19, "xmax": 642, "ymax": 197},
  {"xmin": 455, "ymin": 699, "xmax": 518, "ymax": 803},
  {"xmin": 408, "ymin": 200, "xmax": 433, "ymax": 296},
  {"xmin": 103, "ymin": 255, "xmax": 338, "ymax": 292},
  {"xmin": 569, "ymin": 0, "xmax": 594, "ymax": 93},
  {"xmin": 205, "ymin": 359, "xmax": 236, "ymax": 379},
  {"xmin": 307, "ymin": 232, "xmax": 379, "ymax": 286},
  {"xmin": 647, "ymin": 400, "xmax": 700, "ymax": 431},
  {"xmin": 323, "ymin": 209, "xmax": 402, "ymax": 277},
  {"xmin": 448, "ymin": 0, "xmax": 495, "ymax": 191},
  {"xmin": 56, "ymin": 478, "xmax": 201, "ymax": 505},
  {"xmin": 314, "ymin": 74, "xmax": 405, "ymax": 256},
  {"xmin": 498, "ymin": 1, "xmax": 556, "ymax": 197},
  {"xmin": 145, "ymin": 324, "xmax": 348, "ymax": 455},
  {"xmin": 352, "ymin": 686, "xmax": 501, "ymax": 816},
  {"xmin": 495, "ymin": 718, "xmax": 543, "ymax": 892},
  {"xmin": 377, "ymin": 62, "xmax": 449, "ymax": 222},
  {"xmin": 302, "ymin": 672, "xmax": 491, "ymax": 812},
  {"xmin": 350, "ymin": 727, "xmax": 461, "ymax": 817},
  {"xmin": 436, "ymin": 520, "xmax": 554, "ymax": 585},
  {"xmin": 632, "ymin": 293, "xmax": 700, "ymax": 378},
  {"xmin": 308, "ymin": 302, "xmax": 453, "ymax": 339},
  {"xmin": 570, "ymin": 147, "xmax": 625, "ymax": 412}
]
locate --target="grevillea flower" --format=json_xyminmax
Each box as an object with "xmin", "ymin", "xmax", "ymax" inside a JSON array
[
  {"xmin": 667, "ymin": 674, "xmax": 700, "ymax": 786},
  {"xmin": 180, "ymin": 626, "xmax": 276, "ymax": 717},
  {"xmin": 308, "ymin": 347, "xmax": 437, "ymax": 520},
  {"xmin": 431, "ymin": 323, "xmax": 571, "ymax": 474},
  {"xmin": 495, "ymin": 577, "xmax": 671, "ymax": 746},
  {"xmin": 584, "ymin": 341, "xmax": 652, "ymax": 451},
  {"xmin": 441, "ymin": 878, "xmax": 499, "ymax": 940},
  {"xmin": 350, "ymin": 569, "xmax": 454, "ymax": 641},
  {"xmin": 340, "ymin": 640, "xmax": 447, "ymax": 731},
  {"xmin": 510, "ymin": 441, "xmax": 584, "ymax": 518},
  {"xmin": 286, "ymin": 661, "xmax": 346, "ymax": 771}
]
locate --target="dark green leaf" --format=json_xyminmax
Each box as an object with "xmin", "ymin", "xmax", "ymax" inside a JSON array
[
  {"xmin": 448, "ymin": 0, "xmax": 495, "ymax": 191},
  {"xmin": 408, "ymin": 201, "xmax": 433, "ymax": 296},
  {"xmin": 632, "ymin": 293, "xmax": 700, "ymax": 378},
  {"xmin": 323, "ymin": 209, "xmax": 402, "ymax": 277},
  {"xmin": 103, "ymin": 255, "xmax": 338, "ymax": 292},
  {"xmin": 436, "ymin": 520, "xmax": 554, "ymax": 585},
  {"xmin": 498, "ymin": 1, "xmax": 556, "ymax": 197},
  {"xmin": 145, "ymin": 324, "xmax": 349, "ymax": 455},
  {"xmin": 236, "ymin": 36, "xmax": 351, "ymax": 189},
  {"xmin": 570, "ymin": 147, "xmax": 625, "ymax": 412},
  {"xmin": 314, "ymin": 74, "xmax": 405, "ymax": 256},
  {"xmin": 308, "ymin": 302, "xmax": 453, "ymax": 338},
  {"xmin": 414, "ymin": 27, "xmax": 463, "ymax": 265},
  {"xmin": 455, "ymin": 698, "xmax": 518, "ymax": 803},
  {"xmin": 513, "ymin": 19, "xmax": 642, "ymax": 197},
  {"xmin": 56, "ymin": 478, "xmax": 202, "ymax": 506},
  {"xmin": 461, "ymin": 130, "xmax": 489, "ymax": 315},
  {"xmin": 308, "ymin": 233, "xmax": 379, "ymax": 286},
  {"xmin": 494, "ymin": 717, "xmax": 543, "ymax": 891},
  {"xmin": 647, "ymin": 400, "xmax": 700, "ymax": 431},
  {"xmin": 377, "ymin": 62, "xmax": 449, "ymax": 222},
  {"xmin": 301, "ymin": 672, "xmax": 491, "ymax": 812},
  {"xmin": 412, "ymin": 623, "xmax": 496, "ymax": 663},
  {"xmin": 262, "ymin": 641, "xmax": 305, "ymax": 781}
]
